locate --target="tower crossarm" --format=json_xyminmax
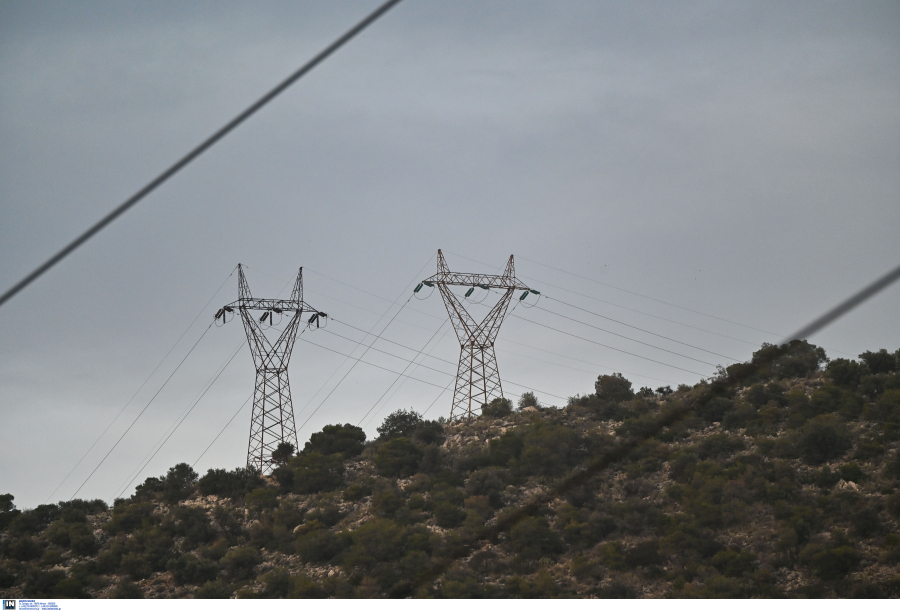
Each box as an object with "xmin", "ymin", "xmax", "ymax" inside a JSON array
[
  {"xmin": 224, "ymin": 297, "xmax": 321, "ymax": 314},
  {"xmin": 422, "ymin": 272, "xmax": 529, "ymax": 291}
]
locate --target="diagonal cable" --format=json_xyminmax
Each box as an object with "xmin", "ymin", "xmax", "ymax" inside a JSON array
[{"xmin": 0, "ymin": 0, "xmax": 404, "ymax": 310}]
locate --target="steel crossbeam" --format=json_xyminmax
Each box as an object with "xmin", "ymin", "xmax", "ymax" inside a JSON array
[
  {"xmin": 222, "ymin": 264, "xmax": 322, "ymax": 474},
  {"xmin": 423, "ymin": 250, "xmax": 530, "ymax": 420}
]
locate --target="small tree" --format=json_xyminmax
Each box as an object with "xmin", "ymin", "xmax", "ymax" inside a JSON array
[
  {"xmin": 377, "ymin": 409, "xmax": 423, "ymax": 439},
  {"xmin": 303, "ymin": 424, "xmax": 366, "ymax": 456},
  {"xmin": 481, "ymin": 397, "xmax": 512, "ymax": 418},
  {"xmin": 518, "ymin": 392, "xmax": 538, "ymax": 410},
  {"xmin": 595, "ymin": 373, "xmax": 634, "ymax": 403},
  {"xmin": 271, "ymin": 442, "xmax": 295, "ymax": 466}
]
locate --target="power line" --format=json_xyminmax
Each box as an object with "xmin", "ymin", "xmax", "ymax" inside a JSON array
[
  {"xmin": 540, "ymin": 297, "xmax": 739, "ymax": 361},
  {"xmin": 68, "ymin": 322, "xmax": 215, "ymax": 500},
  {"xmin": 524, "ymin": 303, "xmax": 719, "ymax": 367},
  {"xmin": 44, "ymin": 266, "xmax": 236, "ymax": 503},
  {"xmin": 0, "ymin": 0, "xmax": 404, "ymax": 310},
  {"xmin": 515, "ymin": 254, "xmax": 785, "ymax": 337},
  {"xmin": 786, "ymin": 262, "xmax": 900, "ymax": 342},
  {"xmin": 510, "ymin": 314, "xmax": 709, "ymax": 377},
  {"xmin": 113, "ymin": 338, "xmax": 246, "ymax": 501}
]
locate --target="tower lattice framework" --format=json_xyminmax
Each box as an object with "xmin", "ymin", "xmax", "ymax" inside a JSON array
[
  {"xmin": 219, "ymin": 264, "xmax": 322, "ymax": 474},
  {"xmin": 422, "ymin": 250, "xmax": 530, "ymax": 421}
]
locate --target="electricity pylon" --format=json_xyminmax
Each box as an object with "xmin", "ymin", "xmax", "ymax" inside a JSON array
[
  {"xmin": 420, "ymin": 250, "xmax": 532, "ymax": 421},
  {"xmin": 216, "ymin": 264, "xmax": 324, "ymax": 474}
]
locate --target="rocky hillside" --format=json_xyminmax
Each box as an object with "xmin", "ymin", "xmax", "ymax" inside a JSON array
[{"xmin": 2, "ymin": 341, "xmax": 900, "ymax": 598}]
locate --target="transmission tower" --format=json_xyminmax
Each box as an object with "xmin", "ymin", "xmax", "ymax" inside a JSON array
[
  {"xmin": 419, "ymin": 250, "xmax": 533, "ymax": 421},
  {"xmin": 216, "ymin": 264, "xmax": 325, "ymax": 474}
]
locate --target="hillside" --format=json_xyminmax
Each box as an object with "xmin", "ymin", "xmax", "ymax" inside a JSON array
[{"xmin": 2, "ymin": 341, "xmax": 900, "ymax": 599}]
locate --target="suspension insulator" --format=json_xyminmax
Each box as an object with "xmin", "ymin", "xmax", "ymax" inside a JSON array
[
  {"xmin": 260, "ymin": 311, "xmax": 269, "ymax": 322},
  {"xmin": 224, "ymin": 307, "xmax": 233, "ymax": 313},
  {"xmin": 530, "ymin": 289, "xmax": 540, "ymax": 295},
  {"xmin": 423, "ymin": 281, "xmax": 434, "ymax": 287},
  {"xmin": 519, "ymin": 291, "xmax": 529, "ymax": 300},
  {"xmin": 478, "ymin": 284, "xmax": 488, "ymax": 290},
  {"xmin": 414, "ymin": 283, "xmax": 423, "ymax": 293},
  {"xmin": 465, "ymin": 287, "xmax": 474, "ymax": 297},
  {"xmin": 273, "ymin": 308, "xmax": 282, "ymax": 314},
  {"xmin": 215, "ymin": 308, "xmax": 224, "ymax": 319},
  {"xmin": 308, "ymin": 313, "xmax": 318, "ymax": 325}
]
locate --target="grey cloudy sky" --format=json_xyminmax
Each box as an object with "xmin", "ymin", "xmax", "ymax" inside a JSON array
[{"xmin": 1, "ymin": 0, "xmax": 898, "ymax": 509}]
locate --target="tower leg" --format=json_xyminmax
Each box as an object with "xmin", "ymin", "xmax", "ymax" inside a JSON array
[
  {"xmin": 247, "ymin": 368, "xmax": 298, "ymax": 474},
  {"xmin": 450, "ymin": 342, "xmax": 504, "ymax": 421}
]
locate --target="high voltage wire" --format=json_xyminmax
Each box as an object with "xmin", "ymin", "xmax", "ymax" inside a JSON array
[
  {"xmin": 445, "ymin": 250, "xmax": 769, "ymax": 345},
  {"xmin": 515, "ymin": 254, "xmax": 785, "ymax": 338},
  {"xmin": 112, "ymin": 337, "xmax": 246, "ymax": 500},
  {"xmin": 525, "ymin": 303, "xmax": 720, "ymax": 367},
  {"xmin": 292, "ymin": 254, "xmax": 439, "ymax": 434},
  {"xmin": 511, "ymin": 314, "xmax": 709, "ymax": 377},
  {"xmin": 539, "ymin": 297, "xmax": 739, "ymax": 361},
  {"xmin": 355, "ymin": 319, "xmax": 450, "ymax": 427},
  {"xmin": 45, "ymin": 266, "xmax": 237, "ymax": 503},
  {"xmin": 68, "ymin": 322, "xmax": 215, "ymax": 501},
  {"xmin": 0, "ymin": 0, "xmax": 404, "ymax": 310}
]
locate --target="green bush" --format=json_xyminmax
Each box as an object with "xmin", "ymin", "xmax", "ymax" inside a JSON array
[
  {"xmin": 194, "ymin": 579, "xmax": 234, "ymax": 599},
  {"xmin": 374, "ymin": 438, "xmax": 423, "ymax": 477},
  {"xmin": 697, "ymin": 434, "xmax": 745, "ymax": 460},
  {"xmin": 289, "ymin": 451, "xmax": 345, "ymax": 494},
  {"xmin": 303, "ymin": 424, "xmax": 366, "ymax": 457},
  {"xmin": 221, "ymin": 546, "xmax": 261, "ymax": 580},
  {"xmin": 518, "ymin": 421, "xmax": 581, "ymax": 477},
  {"xmin": 595, "ymin": 373, "xmax": 634, "ymax": 403},
  {"xmin": 110, "ymin": 578, "xmax": 144, "ymax": 599},
  {"xmin": 796, "ymin": 415, "xmax": 851, "ymax": 464},
  {"xmin": 378, "ymin": 409, "xmax": 423, "ymax": 439},
  {"xmin": 197, "ymin": 467, "xmax": 265, "ymax": 500},
  {"xmin": 509, "ymin": 516, "xmax": 564, "ymax": 560},
  {"xmin": 104, "ymin": 502, "xmax": 157, "ymax": 535},
  {"xmin": 799, "ymin": 534, "xmax": 861, "ymax": 580},
  {"xmin": 167, "ymin": 554, "xmax": 220, "ymax": 585},
  {"xmin": 481, "ymin": 397, "xmax": 512, "ymax": 418}
]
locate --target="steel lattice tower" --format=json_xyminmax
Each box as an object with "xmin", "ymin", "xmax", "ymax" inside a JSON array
[
  {"xmin": 422, "ymin": 250, "xmax": 531, "ymax": 421},
  {"xmin": 217, "ymin": 264, "xmax": 323, "ymax": 474}
]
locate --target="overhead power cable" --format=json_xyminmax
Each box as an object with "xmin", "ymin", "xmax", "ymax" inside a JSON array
[
  {"xmin": 68, "ymin": 322, "xmax": 215, "ymax": 500},
  {"xmin": 540, "ymin": 297, "xmax": 739, "ymax": 361},
  {"xmin": 114, "ymin": 338, "xmax": 247, "ymax": 500},
  {"xmin": 511, "ymin": 314, "xmax": 709, "ymax": 377},
  {"xmin": 45, "ymin": 266, "xmax": 236, "ymax": 503},
  {"xmin": 786, "ymin": 262, "xmax": 900, "ymax": 342},
  {"xmin": 0, "ymin": 0, "xmax": 404, "ymax": 310},
  {"xmin": 524, "ymin": 304, "xmax": 719, "ymax": 367},
  {"xmin": 515, "ymin": 254, "xmax": 784, "ymax": 338}
]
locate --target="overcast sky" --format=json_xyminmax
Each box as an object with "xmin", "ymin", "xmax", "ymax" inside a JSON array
[{"xmin": 1, "ymin": 0, "xmax": 898, "ymax": 509}]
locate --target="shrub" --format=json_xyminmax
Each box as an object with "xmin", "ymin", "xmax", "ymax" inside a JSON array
[
  {"xmin": 194, "ymin": 579, "xmax": 234, "ymax": 599},
  {"xmin": 221, "ymin": 546, "xmax": 262, "ymax": 580},
  {"xmin": 698, "ymin": 397, "xmax": 734, "ymax": 423},
  {"xmin": 244, "ymin": 488, "xmax": 279, "ymax": 515},
  {"xmin": 296, "ymin": 528, "xmax": 345, "ymax": 563},
  {"xmin": 799, "ymin": 532, "xmax": 861, "ymax": 580},
  {"xmin": 465, "ymin": 467, "xmax": 507, "ymax": 508},
  {"xmin": 110, "ymin": 578, "xmax": 144, "ymax": 599},
  {"xmin": 290, "ymin": 452, "xmax": 345, "ymax": 494},
  {"xmin": 697, "ymin": 434, "xmax": 745, "ymax": 460},
  {"xmin": 518, "ymin": 421, "xmax": 580, "ymax": 476},
  {"xmin": 595, "ymin": 373, "xmax": 634, "ymax": 403},
  {"xmin": 859, "ymin": 349, "xmax": 898, "ymax": 375},
  {"xmin": 509, "ymin": 516, "xmax": 564, "ymax": 560},
  {"xmin": 197, "ymin": 467, "xmax": 265, "ymax": 500},
  {"xmin": 827, "ymin": 359, "xmax": 867, "ymax": 387},
  {"xmin": 518, "ymin": 392, "xmax": 538, "ymax": 409},
  {"xmin": 104, "ymin": 502, "xmax": 157, "ymax": 535},
  {"xmin": 624, "ymin": 539, "xmax": 663, "ymax": 568},
  {"xmin": 378, "ymin": 409, "xmax": 423, "ymax": 439},
  {"xmin": 796, "ymin": 415, "xmax": 852, "ymax": 464},
  {"xmin": 165, "ymin": 505, "xmax": 217, "ymax": 549},
  {"xmin": 481, "ymin": 397, "xmax": 512, "ymax": 418},
  {"xmin": 271, "ymin": 442, "xmax": 295, "ymax": 466},
  {"xmin": 303, "ymin": 424, "xmax": 366, "ymax": 457},
  {"xmin": 374, "ymin": 438, "xmax": 423, "ymax": 477},
  {"xmin": 343, "ymin": 478, "xmax": 375, "ymax": 501},
  {"xmin": 488, "ymin": 432, "xmax": 523, "ymax": 467},
  {"xmin": 167, "ymin": 554, "xmax": 220, "ymax": 585}
]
